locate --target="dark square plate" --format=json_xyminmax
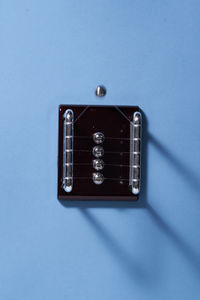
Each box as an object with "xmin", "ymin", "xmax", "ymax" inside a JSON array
[{"xmin": 58, "ymin": 105, "xmax": 141, "ymax": 200}]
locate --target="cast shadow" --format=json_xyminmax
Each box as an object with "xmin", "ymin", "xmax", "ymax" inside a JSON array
[
  {"xmin": 146, "ymin": 133, "xmax": 200, "ymax": 276},
  {"xmin": 149, "ymin": 133, "xmax": 200, "ymax": 193},
  {"xmin": 146, "ymin": 203, "xmax": 200, "ymax": 275},
  {"xmin": 59, "ymin": 111, "xmax": 200, "ymax": 278},
  {"xmin": 80, "ymin": 208, "xmax": 151, "ymax": 283}
]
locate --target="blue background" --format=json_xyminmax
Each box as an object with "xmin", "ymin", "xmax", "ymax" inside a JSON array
[{"xmin": 0, "ymin": 1, "xmax": 200, "ymax": 299}]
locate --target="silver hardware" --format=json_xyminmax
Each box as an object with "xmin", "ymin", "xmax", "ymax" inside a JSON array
[
  {"xmin": 93, "ymin": 132, "xmax": 105, "ymax": 144},
  {"xmin": 92, "ymin": 172, "xmax": 104, "ymax": 185},
  {"xmin": 129, "ymin": 112, "xmax": 142, "ymax": 195},
  {"xmin": 93, "ymin": 159, "xmax": 104, "ymax": 170},
  {"xmin": 63, "ymin": 109, "xmax": 73, "ymax": 192},
  {"xmin": 92, "ymin": 145, "xmax": 104, "ymax": 158},
  {"xmin": 95, "ymin": 85, "xmax": 106, "ymax": 97}
]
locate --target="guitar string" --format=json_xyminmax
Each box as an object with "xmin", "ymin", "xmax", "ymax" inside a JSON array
[
  {"xmin": 64, "ymin": 164, "xmax": 139, "ymax": 180},
  {"xmin": 66, "ymin": 105, "xmax": 140, "ymax": 141},
  {"xmin": 63, "ymin": 108, "xmax": 139, "ymax": 182},
  {"xmin": 71, "ymin": 135, "xmax": 133, "ymax": 141},
  {"xmin": 66, "ymin": 105, "xmax": 139, "ymax": 141},
  {"xmin": 66, "ymin": 176, "xmax": 131, "ymax": 181},
  {"xmin": 72, "ymin": 150, "xmax": 137, "ymax": 154},
  {"xmin": 114, "ymin": 106, "xmax": 133, "ymax": 124},
  {"xmin": 74, "ymin": 106, "xmax": 90, "ymax": 123},
  {"xmin": 67, "ymin": 162, "xmax": 131, "ymax": 167}
]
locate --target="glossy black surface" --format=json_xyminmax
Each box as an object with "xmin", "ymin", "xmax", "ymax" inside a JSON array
[{"xmin": 58, "ymin": 105, "xmax": 140, "ymax": 200}]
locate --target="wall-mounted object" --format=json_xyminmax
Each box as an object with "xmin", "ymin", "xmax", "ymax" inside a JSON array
[{"xmin": 58, "ymin": 105, "xmax": 142, "ymax": 200}]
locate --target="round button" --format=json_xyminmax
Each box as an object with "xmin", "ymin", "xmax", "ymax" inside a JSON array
[
  {"xmin": 92, "ymin": 146, "xmax": 104, "ymax": 158},
  {"xmin": 92, "ymin": 172, "xmax": 104, "ymax": 185},
  {"xmin": 93, "ymin": 159, "xmax": 104, "ymax": 170},
  {"xmin": 95, "ymin": 85, "xmax": 106, "ymax": 97},
  {"xmin": 93, "ymin": 132, "xmax": 105, "ymax": 144}
]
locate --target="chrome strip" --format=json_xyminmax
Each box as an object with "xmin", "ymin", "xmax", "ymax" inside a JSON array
[
  {"xmin": 129, "ymin": 112, "xmax": 142, "ymax": 195},
  {"xmin": 63, "ymin": 109, "xmax": 73, "ymax": 192}
]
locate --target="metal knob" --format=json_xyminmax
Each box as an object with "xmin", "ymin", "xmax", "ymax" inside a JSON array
[
  {"xmin": 93, "ymin": 132, "xmax": 105, "ymax": 144},
  {"xmin": 92, "ymin": 145, "xmax": 104, "ymax": 158},
  {"xmin": 92, "ymin": 172, "xmax": 104, "ymax": 185},
  {"xmin": 93, "ymin": 159, "xmax": 104, "ymax": 170},
  {"xmin": 95, "ymin": 85, "xmax": 106, "ymax": 97}
]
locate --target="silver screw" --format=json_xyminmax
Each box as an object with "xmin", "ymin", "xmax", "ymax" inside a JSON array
[
  {"xmin": 92, "ymin": 145, "xmax": 104, "ymax": 158},
  {"xmin": 93, "ymin": 132, "xmax": 105, "ymax": 144},
  {"xmin": 93, "ymin": 159, "xmax": 104, "ymax": 171},
  {"xmin": 92, "ymin": 172, "xmax": 104, "ymax": 185},
  {"xmin": 95, "ymin": 85, "xmax": 106, "ymax": 97}
]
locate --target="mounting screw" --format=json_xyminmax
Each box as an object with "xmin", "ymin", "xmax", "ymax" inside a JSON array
[
  {"xmin": 95, "ymin": 85, "xmax": 106, "ymax": 97},
  {"xmin": 92, "ymin": 172, "xmax": 104, "ymax": 185}
]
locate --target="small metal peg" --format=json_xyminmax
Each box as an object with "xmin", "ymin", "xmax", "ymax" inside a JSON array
[
  {"xmin": 92, "ymin": 145, "xmax": 104, "ymax": 158},
  {"xmin": 92, "ymin": 172, "xmax": 104, "ymax": 185},
  {"xmin": 93, "ymin": 132, "xmax": 105, "ymax": 144},
  {"xmin": 95, "ymin": 85, "xmax": 106, "ymax": 97},
  {"xmin": 93, "ymin": 159, "xmax": 104, "ymax": 171}
]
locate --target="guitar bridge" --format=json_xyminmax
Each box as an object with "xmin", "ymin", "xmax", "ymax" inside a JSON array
[{"xmin": 58, "ymin": 105, "xmax": 142, "ymax": 200}]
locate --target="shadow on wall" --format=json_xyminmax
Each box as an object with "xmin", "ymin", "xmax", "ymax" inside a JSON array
[
  {"xmin": 80, "ymin": 208, "xmax": 150, "ymax": 284},
  {"xmin": 146, "ymin": 203, "xmax": 200, "ymax": 276},
  {"xmin": 59, "ymin": 111, "xmax": 200, "ymax": 280},
  {"xmin": 149, "ymin": 133, "xmax": 200, "ymax": 193}
]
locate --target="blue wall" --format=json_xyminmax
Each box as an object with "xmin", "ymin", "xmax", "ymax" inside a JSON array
[{"xmin": 0, "ymin": 1, "xmax": 200, "ymax": 299}]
